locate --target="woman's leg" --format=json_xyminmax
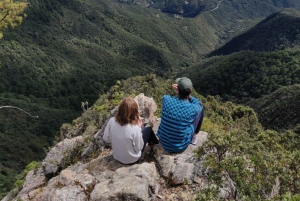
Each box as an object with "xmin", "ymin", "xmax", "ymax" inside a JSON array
[{"xmin": 141, "ymin": 126, "xmax": 159, "ymax": 152}]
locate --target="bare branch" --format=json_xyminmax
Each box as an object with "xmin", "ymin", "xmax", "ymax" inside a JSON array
[
  {"xmin": 0, "ymin": 106, "xmax": 39, "ymax": 118},
  {"xmin": 0, "ymin": 11, "xmax": 10, "ymax": 23},
  {"xmin": 267, "ymin": 176, "xmax": 280, "ymax": 200}
]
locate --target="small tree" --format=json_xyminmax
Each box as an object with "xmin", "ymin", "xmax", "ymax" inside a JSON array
[{"xmin": 0, "ymin": 0, "xmax": 28, "ymax": 39}]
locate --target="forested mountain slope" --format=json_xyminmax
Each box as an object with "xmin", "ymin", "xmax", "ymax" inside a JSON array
[
  {"xmin": 210, "ymin": 8, "xmax": 300, "ymax": 56},
  {"xmin": 180, "ymin": 49, "xmax": 300, "ymax": 131},
  {"xmin": 0, "ymin": 0, "xmax": 221, "ymax": 111},
  {"xmin": 182, "ymin": 50, "xmax": 300, "ymax": 102},
  {"xmin": 3, "ymin": 0, "xmax": 300, "ymax": 113},
  {"xmin": 248, "ymin": 84, "xmax": 300, "ymax": 132},
  {"xmin": 121, "ymin": 0, "xmax": 300, "ymax": 18}
]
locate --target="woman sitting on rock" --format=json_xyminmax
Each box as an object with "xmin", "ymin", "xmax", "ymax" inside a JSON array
[{"xmin": 103, "ymin": 97, "xmax": 159, "ymax": 164}]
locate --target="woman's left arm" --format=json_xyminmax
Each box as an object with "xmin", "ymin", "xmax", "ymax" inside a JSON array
[
  {"xmin": 103, "ymin": 118, "xmax": 112, "ymax": 143},
  {"xmin": 132, "ymin": 127, "xmax": 144, "ymax": 153}
]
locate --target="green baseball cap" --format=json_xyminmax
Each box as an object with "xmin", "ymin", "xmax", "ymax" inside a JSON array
[{"xmin": 175, "ymin": 77, "xmax": 193, "ymax": 91}]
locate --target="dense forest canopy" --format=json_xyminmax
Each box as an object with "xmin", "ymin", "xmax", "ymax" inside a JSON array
[
  {"xmin": 0, "ymin": 0, "xmax": 222, "ymax": 111},
  {"xmin": 185, "ymin": 50, "xmax": 300, "ymax": 102},
  {"xmin": 248, "ymin": 84, "xmax": 300, "ymax": 131}
]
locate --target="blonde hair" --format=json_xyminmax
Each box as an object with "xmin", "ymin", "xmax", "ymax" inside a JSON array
[{"xmin": 115, "ymin": 97, "xmax": 139, "ymax": 126}]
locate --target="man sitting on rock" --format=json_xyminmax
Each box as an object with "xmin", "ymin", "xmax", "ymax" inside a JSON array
[{"xmin": 156, "ymin": 77, "xmax": 204, "ymax": 153}]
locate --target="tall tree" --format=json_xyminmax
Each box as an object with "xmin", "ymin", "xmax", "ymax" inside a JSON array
[{"xmin": 0, "ymin": 0, "xmax": 28, "ymax": 39}]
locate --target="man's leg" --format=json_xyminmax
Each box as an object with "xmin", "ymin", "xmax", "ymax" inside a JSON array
[
  {"xmin": 141, "ymin": 126, "xmax": 159, "ymax": 152},
  {"xmin": 193, "ymin": 109, "xmax": 204, "ymax": 133},
  {"xmin": 191, "ymin": 109, "xmax": 204, "ymax": 144}
]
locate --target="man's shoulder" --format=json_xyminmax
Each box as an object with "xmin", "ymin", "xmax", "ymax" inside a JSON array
[
  {"xmin": 162, "ymin": 95, "xmax": 180, "ymax": 104},
  {"xmin": 163, "ymin": 94, "xmax": 178, "ymax": 100}
]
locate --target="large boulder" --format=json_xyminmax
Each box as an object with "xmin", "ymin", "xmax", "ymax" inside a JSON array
[
  {"xmin": 153, "ymin": 131, "xmax": 208, "ymax": 185},
  {"xmin": 16, "ymin": 168, "xmax": 47, "ymax": 200},
  {"xmin": 11, "ymin": 158, "xmax": 158, "ymax": 201},
  {"xmin": 90, "ymin": 163, "xmax": 158, "ymax": 201},
  {"xmin": 22, "ymin": 169, "xmax": 96, "ymax": 201},
  {"xmin": 134, "ymin": 93, "xmax": 157, "ymax": 126},
  {"xmin": 42, "ymin": 136, "xmax": 85, "ymax": 179}
]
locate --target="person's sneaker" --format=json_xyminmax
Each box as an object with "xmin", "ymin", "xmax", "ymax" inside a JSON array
[{"xmin": 191, "ymin": 134, "xmax": 198, "ymax": 145}]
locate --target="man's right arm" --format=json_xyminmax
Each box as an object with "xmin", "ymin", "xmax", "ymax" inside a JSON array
[{"xmin": 189, "ymin": 97, "xmax": 202, "ymax": 112}]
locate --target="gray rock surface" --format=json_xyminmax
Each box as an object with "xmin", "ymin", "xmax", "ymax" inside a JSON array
[
  {"xmin": 1, "ymin": 188, "xmax": 19, "ymax": 201},
  {"xmin": 134, "ymin": 93, "xmax": 157, "ymax": 126},
  {"xmin": 153, "ymin": 131, "xmax": 208, "ymax": 185},
  {"xmin": 14, "ymin": 169, "xmax": 97, "ymax": 201},
  {"xmin": 42, "ymin": 136, "xmax": 85, "ymax": 178},
  {"xmin": 17, "ymin": 168, "xmax": 47, "ymax": 199},
  {"xmin": 90, "ymin": 163, "xmax": 158, "ymax": 201}
]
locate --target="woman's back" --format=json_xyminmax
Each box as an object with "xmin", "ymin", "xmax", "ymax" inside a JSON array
[{"xmin": 103, "ymin": 117, "xmax": 144, "ymax": 164}]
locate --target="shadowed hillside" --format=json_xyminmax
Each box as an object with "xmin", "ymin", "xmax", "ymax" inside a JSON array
[
  {"xmin": 209, "ymin": 8, "xmax": 300, "ymax": 56},
  {"xmin": 247, "ymin": 84, "xmax": 300, "ymax": 131}
]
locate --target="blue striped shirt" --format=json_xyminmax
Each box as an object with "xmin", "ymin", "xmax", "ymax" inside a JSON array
[{"xmin": 156, "ymin": 95, "xmax": 202, "ymax": 153}]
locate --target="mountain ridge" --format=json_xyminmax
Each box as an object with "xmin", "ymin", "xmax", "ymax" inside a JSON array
[
  {"xmin": 118, "ymin": 0, "xmax": 300, "ymax": 18},
  {"xmin": 209, "ymin": 8, "xmax": 300, "ymax": 56}
]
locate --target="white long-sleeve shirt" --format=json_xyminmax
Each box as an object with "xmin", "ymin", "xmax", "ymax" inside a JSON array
[{"xmin": 103, "ymin": 117, "xmax": 144, "ymax": 164}]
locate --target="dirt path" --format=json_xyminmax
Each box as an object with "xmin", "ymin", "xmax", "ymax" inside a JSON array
[{"xmin": 208, "ymin": 0, "xmax": 224, "ymax": 12}]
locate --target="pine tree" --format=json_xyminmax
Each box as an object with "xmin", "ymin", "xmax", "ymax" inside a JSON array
[{"xmin": 0, "ymin": 0, "xmax": 28, "ymax": 39}]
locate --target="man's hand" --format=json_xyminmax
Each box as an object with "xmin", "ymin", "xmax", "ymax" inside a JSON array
[{"xmin": 172, "ymin": 84, "xmax": 179, "ymax": 94}]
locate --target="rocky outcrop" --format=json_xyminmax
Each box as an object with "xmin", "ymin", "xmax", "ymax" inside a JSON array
[
  {"xmin": 134, "ymin": 93, "xmax": 157, "ymax": 126},
  {"xmin": 2, "ymin": 94, "xmax": 213, "ymax": 201},
  {"xmin": 42, "ymin": 136, "xmax": 85, "ymax": 179},
  {"xmin": 90, "ymin": 162, "xmax": 158, "ymax": 201},
  {"xmin": 153, "ymin": 131, "xmax": 208, "ymax": 186}
]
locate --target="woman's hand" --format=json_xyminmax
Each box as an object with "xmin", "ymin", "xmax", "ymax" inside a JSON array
[
  {"xmin": 138, "ymin": 118, "xmax": 143, "ymax": 128},
  {"xmin": 172, "ymin": 84, "xmax": 179, "ymax": 94}
]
